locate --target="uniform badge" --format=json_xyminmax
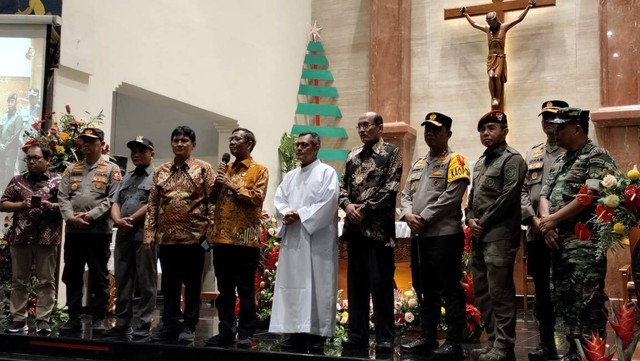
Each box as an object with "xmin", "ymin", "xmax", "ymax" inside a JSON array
[
  {"xmin": 410, "ymin": 173, "xmax": 418, "ymax": 179},
  {"xmin": 355, "ymin": 176, "xmax": 363, "ymax": 184},
  {"xmin": 241, "ymin": 172, "xmax": 247, "ymax": 177},
  {"xmin": 432, "ymin": 170, "xmax": 443, "ymax": 177},
  {"xmin": 531, "ymin": 172, "xmax": 538, "ymax": 180},
  {"xmin": 95, "ymin": 182, "xmax": 103, "ymax": 189},
  {"xmin": 546, "ymin": 101, "xmax": 553, "ymax": 108},
  {"xmin": 533, "ymin": 148, "xmax": 543, "ymax": 157},
  {"xmin": 70, "ymin": 183, "xmax": 78, "ymax": 191},
  {"xmin": 432, "ymin": 179, "xmax": 440, "ymax": 187},
  {"xmin": 136, "ymin": 135, "xmax": 144, "ymax": 142}
]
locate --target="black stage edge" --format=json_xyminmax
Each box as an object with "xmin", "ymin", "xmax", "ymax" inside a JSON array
[{"xmin": 0, "ymin": 333, "xmax": 375, "ymax": 361}]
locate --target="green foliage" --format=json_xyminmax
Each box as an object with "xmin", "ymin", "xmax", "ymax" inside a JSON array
[{"xmin": 278, "ymin": 133, "xmax": 297, "ymax": 174}]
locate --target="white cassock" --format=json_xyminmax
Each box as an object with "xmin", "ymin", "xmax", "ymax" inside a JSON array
[{"xmin": 269, "ymin": 159, "xmax": 339, "ymax": 337}]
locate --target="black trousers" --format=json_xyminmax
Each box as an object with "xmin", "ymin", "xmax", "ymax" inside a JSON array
[
  {"xmin": 346, "ymin": 236, "xmax": 395, "ymax": 343},
  {"xmin": 411, "ymin": 233, "xmax": 466, "ymax": 343},
  {"xmin": 212, "ymin": 243, "xmax": 260, "ymax": 339},
  {"xmin": 158, "ymin": 244, "xmax": 204, "ymax": 330},
  {"xmin": 62, "ymin": 233, "xmax": 111, "ymax": 319},
  {"xmin": 526, "ymin": 240, "xmax": 554, "ymax": 330}
]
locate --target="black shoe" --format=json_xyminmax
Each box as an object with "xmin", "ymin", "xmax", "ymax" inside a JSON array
[
  {"xmin": 92, "ymin": 318, "xmax": 106, "ymax": 334},
  {"xmin": 35, "ymin": 320, "xmax": 52, "ymax": 334},
  {"xmin": 178, "ymin": 328, "xmax": 195, "ymax": 343},
  {"xmin": 204, "ymin": 333, "xmax": 236, "ymax": 346},
  {"xmin": 5, "ymin": 320, "xmax": 28, "ymax": 333},
  {"xmin": 103, "ymin": 324, "xmax": 133, "ymax": 336},
  {"xmin": 307, "ymin": 335, "xmax": 326, "ymax": 351},
  {"xmin": 280, "ymin": 334, "xmax": 308, "ymax": 350},
  {"xmin": 375, "ymin": 340, "xmax": 394, "ymax": 353},
  {"xmin": 432, "ymin": 342, "xmax": 465, "ymax": 360},
  {"xmin": 133, "ymin": 322, "xmax": 151, "ymax": 338},
  {"xmin": 237, "ymin": 336, "xmax": 254, "ymax": 348},
  {"xmin": 528, "ymin": 345, "xmax": 559, "ymax": 361},
  {"xmin": 342, "ymin": 338, "xmax": 369, "ymax": 350},
  {"xmin": 59, "ymin": 318, "xmax": 82, "ymax": 334},
  {"xmin": 150, "ymin": 327, "xmax": 179, "ymax": 342},
  {"xmin": 401, "ymin": 338, "xmax": 439, "ymax": 353}
]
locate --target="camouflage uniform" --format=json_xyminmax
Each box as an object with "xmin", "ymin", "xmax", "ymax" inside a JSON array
[
  {"xmin": 466, "ymin": 144, "xmax": 526, "ymax": 353},
  {"xmin": 540, "ymin": 140, "xmax": 617, "ymax": 337}
]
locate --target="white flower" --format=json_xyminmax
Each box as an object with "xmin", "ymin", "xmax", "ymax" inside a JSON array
[
  {"xmin": 267, "ymin": 227, "xmax": 276, "ymax": 236},
  {"xmin": 404, "ymin": 312, "xmax": 415, "ymax": 323},
  {"xmin": 275, "ymin": 261, "xmax": 278, "ymax": 268},
  {"xmin": 408, "ymin": 298, "xmax": 418, "ymax": 308},
  {"xmin": 338, "ymin": 209, "xmax": 346, "ymax": 219},
  {"xmin": 600, "ymin": 174, "xmax": 616, "ymax": 188},
  {"xmin": 336, "ymin": 314, "xmax": 341, "ymax": 322},
  {"xmin": 603, "ymin": 194, "xmax": 620, "ymax": 208},
  {"xmin": 336, "ymin": 303, "xmax": 342, "ymax": 311},
  {"xmin": 259, "ymin": 281, "xmax": 265, "ymax": 288},
  {"xmin": 271, "ymin": 217, "xmax": 277, "ymax": 224},
  {"xmin": 404, "ymin": 289, "xmax": 415, "ymax": 298}
]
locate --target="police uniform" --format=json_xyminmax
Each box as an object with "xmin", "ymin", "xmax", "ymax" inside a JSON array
[
  {"xmin": 109, "ymin": 136, "xmax": 157, "ymax": 334},
  {"xmin": 58, "ymin": 128, "xmax": 121, "ymax": 325},
  {"xmin": 399, "ymin": 113, "xmax": 470, "ymax": 352},
  {"xmin": 520, "ymin": 100, "xmax": 567, "ymax": 361},
  {"xmin": 466, "ymin": 111, "xmax": 526, "ymax": 360},
  {"xmin": 541, "ymin": 108, "xmax": 617, "ymax": 342}
]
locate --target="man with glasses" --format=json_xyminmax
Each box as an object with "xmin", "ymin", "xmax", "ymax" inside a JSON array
[
  {"xmin": 400, "ymin": 113, "xmax": 469, "ymax": 359},
  {"xmin": 144, "ymin": 126, "xmax": 215, "ymax": 343},
  {"xmin": 204, "ymin": 128, "xmax": 268, "ymax": 348},
  {"xmin": 58, "ymin": 127, "xmax": 122, "ymax": 334},
  {"xmin": 538, "ymin": 108, "xmax": 617, "ymax": 361},
  {"xmin": 466, "ymin": 111, "xmax": 526, "ymax": 361},
  {"xmin": 339, "ymin": 112, "xmax": 402, "ymax": 354},
  {"xmin": 0, "ymin": 144, "xmax": 62, "ymax": 334}
]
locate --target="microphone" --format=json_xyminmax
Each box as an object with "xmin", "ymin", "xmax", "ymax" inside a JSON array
[
  {"xmin": 211, "ymin": 153, "xmax": 231, "ymax": 202},
  {"xmin": 221, "ymin": 153, "xmax": 230, "ymax": 164}
]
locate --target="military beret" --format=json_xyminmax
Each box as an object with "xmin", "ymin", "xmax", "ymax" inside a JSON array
[{"xmin": 477, "ymin": 110, "xmax": 508, "ymax": 131}]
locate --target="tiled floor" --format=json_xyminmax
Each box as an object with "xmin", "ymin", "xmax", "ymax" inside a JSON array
[{"xmin": 2, "ymin": 305, "xmax": 639, "ymax": 360}]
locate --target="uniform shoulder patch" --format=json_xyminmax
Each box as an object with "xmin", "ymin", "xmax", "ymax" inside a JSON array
[
  {"xmin": 447, "ymin": 153, "xmax": 470, "ymax": 183},
  {"xmin": 111, "ymin": 166, "xmax": 122, "ymax": 181}
]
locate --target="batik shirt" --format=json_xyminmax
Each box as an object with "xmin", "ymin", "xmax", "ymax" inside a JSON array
[
  {"xmin": 144, "ymin": 157, "xmax": 215, "ymax": 245},
  {"xmin": 211, "ymin": 157, "xmax": 268, "ymax": 248},
  {"xmin": 1, "ymin": 172, "xmax": 62, "ymax": 245},
  {"xmin": 339, "ymin": 138, "xmax": 403, "ymax": 245}
]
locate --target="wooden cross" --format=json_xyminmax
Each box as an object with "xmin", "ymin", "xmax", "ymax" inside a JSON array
[{"xmin": 444, "ymin": 0, "xmax": 555, "ymax": 22}]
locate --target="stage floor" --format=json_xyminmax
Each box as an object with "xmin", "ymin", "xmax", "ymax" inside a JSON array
[{"xmin": 0, "ymin": 305, "xmax": 638, "ymax": 361}]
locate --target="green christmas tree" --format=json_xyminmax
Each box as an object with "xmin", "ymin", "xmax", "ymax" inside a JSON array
[{"xmin": 291, "ymin": 21, "xmax": 349, "ymax": 162}]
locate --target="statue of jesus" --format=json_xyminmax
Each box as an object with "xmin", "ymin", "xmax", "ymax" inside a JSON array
[{"xmin": 461, "ymin": 0, "xmax": 536, "ymax": 109}]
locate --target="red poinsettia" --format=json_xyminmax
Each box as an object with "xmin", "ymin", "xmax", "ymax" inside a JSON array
[
  {"xmin": 576, "ymin": 185, "xmax": 592, "ymax": 206},
  {"xmin": 581, "ymin": 333, "xmax": 615, "ymax": 361},
  {"xmin": 574, "ymin": 222, "xmax": 591, "ymax": 240},
  {"xmin": 595, "ymin": 204, "xmax": 614, "ymax": 224},
  {"xmin": 609, "ymin": 303, "xmax": 639, "ymax": 350}
]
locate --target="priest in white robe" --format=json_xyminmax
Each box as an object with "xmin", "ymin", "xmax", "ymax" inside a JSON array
[{"xmin": 269, "ymin": 132, "xmax": 339, "ymax": 351}]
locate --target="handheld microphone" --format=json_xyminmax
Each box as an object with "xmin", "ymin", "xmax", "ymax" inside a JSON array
[{"xmin": 221, "ymin": 153, "xmax": 230, "ymax": 164}]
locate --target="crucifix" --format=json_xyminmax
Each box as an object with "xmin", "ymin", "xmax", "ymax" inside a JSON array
[{"xmin": 444, "ymin": 0, "xmax": 556, "ymax": 110}]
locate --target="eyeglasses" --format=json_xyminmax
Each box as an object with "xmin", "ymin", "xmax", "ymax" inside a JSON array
[
  {"xmin": 24, "ymin": 156, "xmax": 43, "ymax": 162},
  {"xmin": 228, "ymin": 136, "xmax": 245, "ymax": 142},
  {"xmin": 355, "ymin": 122, "xmax": 376, "ymax": 130}
]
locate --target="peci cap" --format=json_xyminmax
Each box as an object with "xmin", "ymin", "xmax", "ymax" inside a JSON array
[
  {"xmin": 28, "ymin": 88, "xmax": 40, "ymax": 97},
  {"xmin": 421, "ymin": 112, "xmax": 452, "ymax": 130},
  {"xmin": 538, "ymin": 100, "xmax": 569, "ymax": 116},
  {"xmin": 78, "ymin": 127, "xmax": 105, "ymax": 141},
  {"xmin": 477, "ymin": 110, "xmax": 508, "ymax": 131},
  {"xmin": 126, "ymin": 135, "xmax": 154, "ymax": 151},
  {"xmin": 548, "ymin": 107, "xmax": 590, "ymax": 125}
]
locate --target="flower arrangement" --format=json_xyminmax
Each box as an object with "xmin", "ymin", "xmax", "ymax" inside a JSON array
[
  {"xmin": 21, "ymin": 105, "xmax": 105, "ymax": 173},
  {"xmin": 576, "ymin": 302, "xmax": 639, "ymax": 361},
  {"xmin": 394, "ymin": 288, "xmax": 421, "ymax": 332},
  {"xmin": 575, "ymin": 167, "xmax": 640, "ymax": 258},
  {"xmin": 255, "ymin": 212, "xmax": 280, "ymax": 326}
]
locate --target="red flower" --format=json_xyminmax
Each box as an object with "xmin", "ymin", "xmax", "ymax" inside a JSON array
[
  {"xmin": 581, "ymin": 333, "xmax": 615, "ymax": 361},
  {"xmin": 623, "ymin": 185, "xmax": 640, "ymax": 211},
  {"xmin": 595, "ymin": 204, "xmax": 614, "ymax": 224},
  {"xmin": 21, "ymin": 138, "xmax": 38, "ymax": 154},
  {"xmin": 574, "ymin": 222, "xmax": 591, "ymax": 240},
  {"xmin": 609, "ymin": 303, "xmax": 639, "ymax": 349},
  {"xmin": 263, "ymin": 247, "xmax": 279, "ymax": 271},
  {"xmin": 49, "ymin": 127, "xmax": 57, "ymax": 136},
  {"xmin": 461, "ymin": 280, "xmax": 474, "ymax": 304},
  {"xmin": 463, "ymin": 226, "xmax": 471, "ymax": 253},
  {"xmin": 65, "ymin": 104, "xmax": 71, "ymax": 114},
  {"xmin": 234, "ymin": 299, "xmax": 240, "ymax": 317},
  {"xmin": 31, "ymin": 119, "xmax": 45, "ymax": 131},
  {"xmin": 576, "ymin": 185, "xmax": 592, "ymax": 206}
]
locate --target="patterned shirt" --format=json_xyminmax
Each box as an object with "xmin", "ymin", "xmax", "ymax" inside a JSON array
[
  {"xmin": 144, "ymin": 157, "xmax": 216, "ymax": 245},
  {"xmin": 211, "ymin": 157, "xmax": 268, "ymax": 248},
  {"xmin": 1, "ymin": 172, "xmax": 62, "ymax": 245},
  {"xmin": 339, "ymin": 138, "xmax": 403, "ymax": 244},
  {"xmin": 541, "ymin": 140, "xmax": 617, "ymax": 232}
]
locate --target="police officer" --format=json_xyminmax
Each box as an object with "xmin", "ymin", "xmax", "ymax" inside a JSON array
[
  {"xmin": 538, "ymin": 108, "xmax": 617, "ymax": 361},
  {"xmin": 466, "ymin": 110, "xmax": 526, "ymax": 361},
  {"xmin": 400, "ymin": 113, "xmax": 470, "ymax": 359},
  {"xmin": 58, "ymin": 127, "xmax": 122, "ymax": 334},
  {"xmin": 521, "ymin": 100, "xmax": 567, "ymax": 361},
  {"xmin": 104, "ymin": 136, "xmax": 157, "ymax": 338}
]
